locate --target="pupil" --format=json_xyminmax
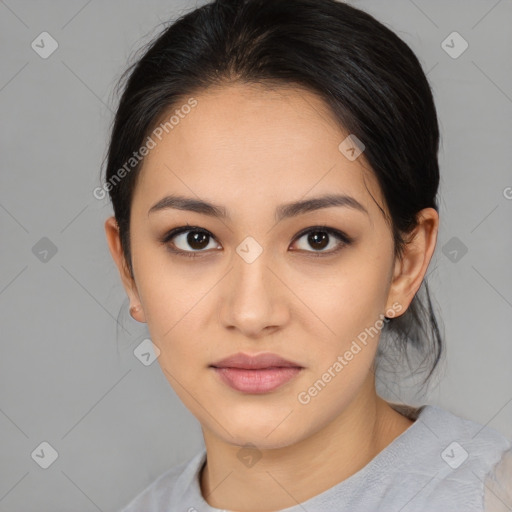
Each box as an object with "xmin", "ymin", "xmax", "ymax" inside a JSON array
[
  {"xmin": 188, "ymin": 231, "xmax": 209, "ymax": 250},
  {"xmin": 309, "ymin": 231, "xmax": 328, "ymax": 250}
]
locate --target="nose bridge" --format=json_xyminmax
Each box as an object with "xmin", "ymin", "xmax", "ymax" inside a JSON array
[
  {"xmin": 233, "ymin": 232, "xmax": 273, "ymax": 289},
  {"xmin": 220, "ymin": 243, "xmax": 285, "ymax": 334},
  {"xmin": 231, "ymin": 245, "xmax": 273, "ymax": 306}
]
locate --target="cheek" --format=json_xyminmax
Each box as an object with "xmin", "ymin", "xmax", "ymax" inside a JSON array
[
  {"xmin": 292, "ymin": 269, "xmax": 387, "ymax": 421},
  {"xmin": 130, "ymin": 250, "xmax": 202, "ymax": 349},
  {"xmin": 132, "ymin": 233, "xmax": 202, "ymax": 314},
  {"xmin": 295, "ymin": 257, "xmax": 391, "ymax": 345}
]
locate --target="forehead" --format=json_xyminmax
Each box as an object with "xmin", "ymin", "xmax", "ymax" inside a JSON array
[{"xmin": 132, "ymin": 83, "xmax": 384, "ymax": 219}]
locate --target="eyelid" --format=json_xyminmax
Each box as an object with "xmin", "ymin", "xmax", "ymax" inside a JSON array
[
  {"xmin": 291, "ymin": 225, "xmax": 353, "ymax": 246},
  {"xmin": 160, "ymin": 224, "xmax": 353, "ymax": 257},
  {"xmin": 160, "ymin": 225, "xmax": 219, "ymax": 258},
  {"xmin": 288, "ymin": 225, "xmax": 352, "ymax": 257}
]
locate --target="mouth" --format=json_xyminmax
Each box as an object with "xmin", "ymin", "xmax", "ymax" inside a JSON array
[{"xmin": 209, "ymin": 352, "xmax": 304, "ymax": 394}]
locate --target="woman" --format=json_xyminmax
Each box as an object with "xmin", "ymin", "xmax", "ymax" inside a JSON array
[{"xmin": 101, "ymin": 0, "xmax": 512, "ymax": 510}]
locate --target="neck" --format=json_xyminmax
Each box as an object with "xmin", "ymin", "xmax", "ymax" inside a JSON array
[{"xmin": 199, "ymin": 374, "xmax": 414, "ymax": 512}]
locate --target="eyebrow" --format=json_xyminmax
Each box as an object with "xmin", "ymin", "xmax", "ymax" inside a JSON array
[{"xmin": 148, "ymin": 193, "xmax": 369, "ymax": 222}]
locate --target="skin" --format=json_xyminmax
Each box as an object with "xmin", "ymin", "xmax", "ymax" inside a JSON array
[{"xmin": 105, "ymin": 82, "xmax": 439, "ymax": 512}]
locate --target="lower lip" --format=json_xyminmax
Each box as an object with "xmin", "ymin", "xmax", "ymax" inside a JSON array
[{"xmin": 212, "ymin": 367, "xmax": 303, "ymax": 393}]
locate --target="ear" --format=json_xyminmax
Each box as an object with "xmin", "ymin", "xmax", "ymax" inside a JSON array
[
  {"xmin": 385, "ymin": 207, "xmax": 439, "ymax": 316},
  {"xmin": 104, "ymin": 216, "xmax": 146, "ymax": 323}
]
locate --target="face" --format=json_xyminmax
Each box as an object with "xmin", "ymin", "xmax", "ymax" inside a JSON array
[{"xmin": 108, "ymin": 83, "xmax": 409, "ymax": 449}]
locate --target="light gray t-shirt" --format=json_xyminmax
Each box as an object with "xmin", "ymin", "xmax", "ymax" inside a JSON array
[{"xmin": 119, "ymin": 404, "xmax": 512, "ymax": 511}]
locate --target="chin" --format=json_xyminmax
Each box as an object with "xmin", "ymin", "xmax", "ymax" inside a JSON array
[
  {"xmin": 228, "ymin": 432, "xmax": 299, "ymax": 452},
  {"xmin": 217, "ymin": 416, "xmax": 307, "ymax": 452}
]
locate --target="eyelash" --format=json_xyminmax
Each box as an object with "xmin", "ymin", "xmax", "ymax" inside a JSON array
[{"xmin": 160, "ymin": 224, "xmax": 353, "ymax": 259}]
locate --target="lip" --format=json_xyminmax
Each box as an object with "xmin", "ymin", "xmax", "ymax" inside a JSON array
[
  {"xmin": 210, "ymin": 352, "xmax": 303, "ymax": 370},
  {"xmin": 212, "ymin": 367, "xmax": 303, "ymax": 393},
  {"xmin": 210, "ymin": 352, "xmax": 304, "ymax": 394}
]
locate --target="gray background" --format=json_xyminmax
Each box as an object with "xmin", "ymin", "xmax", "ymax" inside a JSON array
[{"xmin": 1, "ymin": 0, "xmax": 511, "ymax": 510}]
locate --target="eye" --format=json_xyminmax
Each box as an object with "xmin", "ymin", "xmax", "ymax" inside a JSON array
[
  {"xmin": 290, "ymin": 225, "xmax": 352, "ymax": 256},
  {"xmin": 161, "ymin": 225, "xmax": 220, "ymax": 257},
  {"xmin": 160, "ymin": 224, "xmax": 353, "ymax": 259}
]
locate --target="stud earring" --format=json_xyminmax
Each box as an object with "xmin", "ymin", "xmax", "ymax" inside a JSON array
[{"xmin": 129, "ymin": 304, "xmax": 141, "ymax": 319}]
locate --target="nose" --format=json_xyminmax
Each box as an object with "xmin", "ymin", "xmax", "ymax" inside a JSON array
[{"xmin": 219, "ymin": 251, "xmax": 290, "ymax": 338}]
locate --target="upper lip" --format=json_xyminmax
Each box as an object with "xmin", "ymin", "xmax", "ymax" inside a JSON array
[{"xmin": 210, "ymin": 352, "xmax": 303, "ymax": 370}]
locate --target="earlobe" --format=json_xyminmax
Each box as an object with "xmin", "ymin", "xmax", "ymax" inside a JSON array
[
  {"xmin": 129, "ymin": 303, "xmax": 146, "ymax": 323},
  {"xmin": 104, "ymin": 216, "xmax": 146, "ymax": 323},
  {"xmin": 385, "ymin": 208, "xmax": 439, "ymax": 316}
]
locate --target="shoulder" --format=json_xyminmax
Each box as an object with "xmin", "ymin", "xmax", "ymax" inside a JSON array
[
  {"xmin": 483, "ymin": 446, "xmax": 512, "ymax": 512},
  {"xmin": 118, "ymin": 449, "xmax": 206, "ymax": 512},
  {"xmin": 394, "ymin": 404, "xmax": 512, "ymax": 511},
  {"xmin": 415, "ymin": 404, "xmax": 512, "ymax": 464}
]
